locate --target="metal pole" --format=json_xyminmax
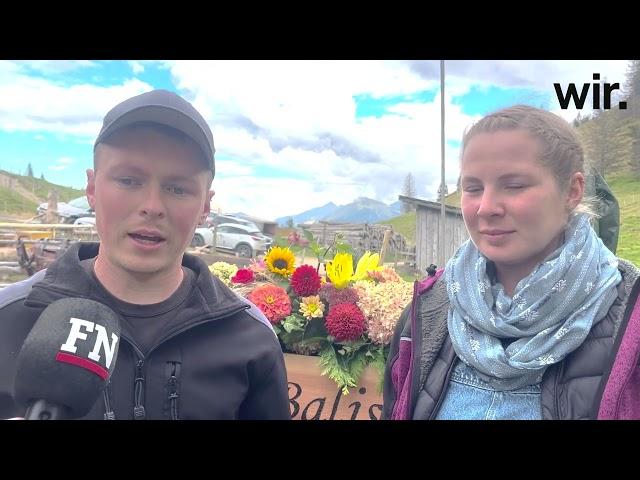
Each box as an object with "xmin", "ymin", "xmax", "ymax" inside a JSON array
[{"xmin": 439, "ymin": 60, "xmax": 446, "ymax": 268}]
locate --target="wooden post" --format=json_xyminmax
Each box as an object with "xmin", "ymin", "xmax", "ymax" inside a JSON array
[{"xmin": 379, "ymin": 229, "xmax": 391, "ymax": 264}]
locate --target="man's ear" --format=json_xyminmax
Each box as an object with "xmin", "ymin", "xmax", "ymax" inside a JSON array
[
  {"xmin": 200, "ymin": 189, "xmax": 214, "ymax": 223},
  {"xmin": 86, "ymin": 169, "xmax": 96, "ymax": 210}
]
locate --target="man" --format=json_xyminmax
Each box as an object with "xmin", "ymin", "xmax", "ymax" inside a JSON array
[{"xmin": 0, "ymin": 90, "xmax": 290, "ymax": 419}]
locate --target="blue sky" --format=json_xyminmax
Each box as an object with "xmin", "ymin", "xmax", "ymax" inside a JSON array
[{"xmin": 0, "ymin": 60, "xmax": 631, "ymax": 219}]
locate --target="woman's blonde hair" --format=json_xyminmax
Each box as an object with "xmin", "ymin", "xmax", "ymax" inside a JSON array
[{"xmin": 460, "ymin": 104, "xmax": 598, "ymax": 218}]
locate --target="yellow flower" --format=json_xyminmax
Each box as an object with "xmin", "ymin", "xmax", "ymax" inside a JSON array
[
  {"xmin": 352, "ymin": 251, "xmax": 382, "ymax": 281},
  {"xmin": 325, "ymin": 252, "xmax": 354, "ymax": 289},
  {"xmin": 265, "ymin": 246, "xmax": 296, "ymax": 277},
  {"xmin": 299, "ymin": 295, "xmax": 325, "ymax": 319}
]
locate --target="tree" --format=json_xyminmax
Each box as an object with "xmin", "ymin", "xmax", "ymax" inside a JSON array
[
  {"xmin": 579, "ymin": 109, "xmax": 628, "ymax": 177},
  {"xmin": 623, "ymin": 60, "xmax": 640, "ymax": 118},
  {"xmin": 402, "ymin": 173, "xmax": 416, "ymax": 213},
  {"xmin": 25, "ymin": 163, "xmax": 34, "ymax": 177},
  {"xmin": 286, "ymin": 217, "xmax": 294, "ymax": 228},
  {"xmin": 40, "ymin": 173, "xmax": 45, "ymax": 181}
]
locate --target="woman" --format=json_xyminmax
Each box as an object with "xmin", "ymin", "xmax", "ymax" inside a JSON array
[{"xmin": 384, "ymin": 105, "xmax": 640, "ymax": 420}]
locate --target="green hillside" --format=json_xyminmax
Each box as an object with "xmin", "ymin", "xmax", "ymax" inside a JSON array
[
  {"xmin": 0, "ymin": 170, "xmax": 85, "ymax": 218},
  {"xmin": 2, "ymin": 170, "xmax": 85, "ymax": 202},
  {"xmin": 0, "ymin": 189, "xmax": 38, "ymax": 214},
  {"xmin": 608, "ymin": 175, "xmax": 640, "ymax": 266}
]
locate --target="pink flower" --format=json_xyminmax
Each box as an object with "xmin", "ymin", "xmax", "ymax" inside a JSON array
[
  {"xmin": 325, "ymin": 303, "xmax": 366, "ymax": 342},
  {"xmin": 319, "ymin": 283, "xmax": 359, "ymax": 306},
  {"xmin": 247, "ymin": 284, "xmax": 291, "ymax": 324},
  {"xmin": 231, "ymin": 268, "xmax": 255, "ymax": 284},
  {"xmin": 290, "ymin": 264, "xmax": 321, "ymax": 297}
]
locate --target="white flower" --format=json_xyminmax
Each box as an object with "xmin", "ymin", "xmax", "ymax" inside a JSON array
[
  {"xmin": 515, "ymin": 297, "xmax": 527, "ymax": 310},
  {"xmin": 478, "ymin": 281, "xmax": 488, "ymax": 293},
  {"xmin": 537, "ymin": 354, "xmax": 555, "ymax": 365},
  {"xmin": 450, "ymin": 281, "xmax": 461, "ymax": 295},
  {"xmin": 575, "ymin": 250, "xmax": 583, "ymax": 259},
  {"xmin": 470, "ymin": 339, "xmax": 480, "ymax": 352},
  {"xmin": 524, "ymin": 308, "xmax": 539, "ymax": 322},
  {"xmin": 584, "ymin": 282, "xmax": 594, "ymax": 294},
  {"xmin": 552, "ymin": 279, "xmax": 566, "ymax": 293},
  {"xmin": 554, "ymin": 327, "xmax": 569, "ymax": 339}
]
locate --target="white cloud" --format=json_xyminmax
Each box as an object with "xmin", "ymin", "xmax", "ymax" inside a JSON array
[
  {"xmin": 34, "ymin": 134, "xmax": 45, "ymax": 141},
  {"xmin": 0, "ymin": 70, "xmax": 153, "ymax": 137},
  {"xmin": 57, "ymin": 157, "xmax": 74, "ymax": 165},
  {"xmin": 128, "ymin": 61, "xmax": 145, "ymax": 74},
  {"xmin": 14, "ymin": 60, "xmax": 98, "ymax": 74},
  {"xmin": 48, "ymin": 165, "xmax": 67, "ymax": 171},
  {"xmin": 0, "ymin": 59, "xmax": 631, "ymax": 219}
]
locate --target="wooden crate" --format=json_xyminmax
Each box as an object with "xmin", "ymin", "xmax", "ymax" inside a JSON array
[{"xmin": 284, "ymin": 353, "xmax": 383, "ymax": 420}]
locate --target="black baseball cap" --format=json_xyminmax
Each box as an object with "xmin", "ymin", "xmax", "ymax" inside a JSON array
[{"xmin": 94, "ymin": 89, "xmax": 215, "ymax": 178}]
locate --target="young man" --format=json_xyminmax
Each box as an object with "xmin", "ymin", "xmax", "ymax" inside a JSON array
[{"xmin": 0, "ymin": 90, "xmax": 290, "ymax": 419}]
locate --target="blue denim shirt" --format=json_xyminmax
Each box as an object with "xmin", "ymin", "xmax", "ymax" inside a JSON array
[{"xmin": 434, "ymin": 359, "xmax": 542, "ymax": 420}]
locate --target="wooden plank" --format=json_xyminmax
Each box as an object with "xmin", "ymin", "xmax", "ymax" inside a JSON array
[{"xmin": 285, "ymin": 353, "xmax": 383, "ymax": 420}]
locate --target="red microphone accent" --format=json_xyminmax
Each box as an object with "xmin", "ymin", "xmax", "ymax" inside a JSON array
[{"xmin": 55, "ymin": 352, "xmax": 109, "ymax": 380}]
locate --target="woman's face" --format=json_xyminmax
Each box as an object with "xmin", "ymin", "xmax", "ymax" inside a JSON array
[{"xmin": 460, "ymin": 129, "xmax": 583, "ymax": 277}]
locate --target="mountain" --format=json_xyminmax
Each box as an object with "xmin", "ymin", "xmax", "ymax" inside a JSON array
[
  {"xmin": 276, "ymin": 202, "xmax": 338, "ymax": 226},
  {"xmin": 277, "ymin": 198, "xmax": 402, "ymax": 226}
]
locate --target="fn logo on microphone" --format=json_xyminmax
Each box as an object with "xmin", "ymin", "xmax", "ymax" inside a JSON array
[{"xmin": 57, "ymin": 317, "xmax": 119, "ymax": 380}]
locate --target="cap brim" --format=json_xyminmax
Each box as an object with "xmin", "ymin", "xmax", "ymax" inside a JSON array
[{"xmin": 95, "ymin": 105, "xmax": 214, "ymax": 171}]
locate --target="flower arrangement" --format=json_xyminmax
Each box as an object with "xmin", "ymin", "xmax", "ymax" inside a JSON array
[{"xmin": 209, "ymin": 232, "xmax": 413, "ymax": 394}]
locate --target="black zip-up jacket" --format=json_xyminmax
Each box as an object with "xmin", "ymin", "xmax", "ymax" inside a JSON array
[{"xmin": 0, "ymin": 243, "xmax": 290, "ymax": 420}]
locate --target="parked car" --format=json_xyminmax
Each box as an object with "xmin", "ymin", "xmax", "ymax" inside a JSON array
[
  {"xmin": 204, "ymin": 213, "xmax": 260, "ymax": 232},
  {"xmin": 38, "ymin": 195, "xmax": 94, "ymax": 224},
  {"xmin": 73, "ymin": 216, "xmax": 96, "ymax": 226},
  {"xmin": 191, "ymin": 226, "xmax": 215, "ymax": 248},
  {"xmin": 214, "ymin": 223, "xmax": 270, "ymax": 257}
]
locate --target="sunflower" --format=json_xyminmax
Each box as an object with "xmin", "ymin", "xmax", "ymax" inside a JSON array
[{"xmin": 265, "ymin": 246, "xmax": 296, "ymax": 277}]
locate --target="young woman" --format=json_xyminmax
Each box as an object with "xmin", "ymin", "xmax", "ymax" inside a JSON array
[{"xmin": 384, "ymin": 105, "xmax": 640, "ymax": 420}]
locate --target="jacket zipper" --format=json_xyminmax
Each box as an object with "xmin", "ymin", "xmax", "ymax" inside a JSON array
[
  {"xmin": 168, "ymin": 362, "xmax": 181, "ymax": 420},
  {"xmin": 133, "ymin": 359, "xmax": 146, "ymax": 420},
  {"xmin": 121, "ymin": 306, "xmax": 249, "ymax": 420},
  {"xmin": 553, "ymin": 363, "xmax": 563, "ymax": 420}
]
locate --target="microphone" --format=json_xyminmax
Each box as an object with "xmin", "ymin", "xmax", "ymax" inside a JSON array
[{"xmin": 13, "ymin": 298, "xmax": 121, "ymax": 420}]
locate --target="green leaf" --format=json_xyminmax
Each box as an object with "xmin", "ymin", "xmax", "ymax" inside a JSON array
[
  {"xmin": 319, "ymin": 345, "xmax": 358, "ymax": 395},
  {"xmin": 281, "ymin": 314, "xmax": 305, "ymax": 333},
  {"xmin": 302, "ymin": 317, "xmax": 328, "ymax": 340},
  {"xmin": 274, "ymin": 237, "xmax": 288, "ymax": 248},
  {"xmin": 302, "ymin": 229, "xmax": 314, "ymax": 242}
]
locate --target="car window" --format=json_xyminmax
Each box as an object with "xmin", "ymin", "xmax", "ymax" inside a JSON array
[
  {"xmin": 68, "ymin": 196, "xmax": 90, "ymax": 209},
  {"xmin": 228, "ymin": 227, "xmax": 247, "ymax": 234},
  {"xmin": 217, "ymin": 226, "xmax": 231, "ymax": 233}
]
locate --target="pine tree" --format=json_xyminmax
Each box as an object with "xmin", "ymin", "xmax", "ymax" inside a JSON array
[
  {"xmin": 25, "ymin": 163, "xmax": 34, "ymax": 177},
  {"xmin": 402, "ymin": 173, "xmax": 416, "ymax": 213}
]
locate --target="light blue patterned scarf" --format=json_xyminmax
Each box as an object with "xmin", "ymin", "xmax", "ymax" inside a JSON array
[{"xmin": 445, "ymin": 214, "xmax": 622, "ymax": 391}]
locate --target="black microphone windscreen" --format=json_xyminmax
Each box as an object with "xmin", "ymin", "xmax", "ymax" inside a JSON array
[{"xmin": 13, "ymin": 298, "xmax": 121, "ymax": 418}]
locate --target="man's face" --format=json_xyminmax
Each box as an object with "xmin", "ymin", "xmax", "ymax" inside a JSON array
[{"xmin": 87, "ymin": 128, "xmax": 213, "ymax": 277}]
